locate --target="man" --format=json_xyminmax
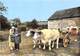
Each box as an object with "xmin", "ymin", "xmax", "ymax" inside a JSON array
[{"xmin": 13, "ymin": 24, "xmax": 21, "ymax": 51}]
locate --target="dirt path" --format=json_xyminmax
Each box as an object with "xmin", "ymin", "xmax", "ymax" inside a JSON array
[{"xmin": 0, "ymin": 32, "xmax": 80, "ymax": 56}]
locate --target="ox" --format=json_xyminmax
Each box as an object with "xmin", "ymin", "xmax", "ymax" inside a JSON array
[
  {"xmin": 26, "ymin": 29, "xmax": 41, "ymax": 48},
  {"xmin": 33, "ymin": 29, "xmax": 60, "ymax": 51},
  {"xmin": 63, "ymin": 26, "xmax": 79, "ymax": 47}
]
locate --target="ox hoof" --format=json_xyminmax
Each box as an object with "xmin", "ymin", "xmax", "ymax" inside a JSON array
[
  {"xmin": 49, "ymin": 47, "xmax": 51, "ymax": 51},
  {"xmin": 56, "ymin": 47, "xmax": 59, "ymax": 49},
  {"xmin": 39, "ymin": 46, "xmax": 41, "ymax": 48},
  {"xmin": 10, "ymin": 47, "xmax": 14, "ymax": 51},
  {"xmin": 52, "ymin": 46, "xmax": 54, "ymax": 48},
  {"xmin": 33, "ymin": 47, "xmax": 35, "ymax": 49},
  {"xmin": 33, "ymin": 45, "xmax": 36, "ymax": 49},
  {"xmin": 43, "ymin": 47, "xmax": 45, "ymax": 50}
]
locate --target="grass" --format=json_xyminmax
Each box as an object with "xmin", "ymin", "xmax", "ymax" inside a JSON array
[
  {"xmin": 0, "ymin": 31, "xmax": 33, "ymax": 56},
  {"xmin": 0, "ymin": 31, "xmax": 9, "ymax": 35}
]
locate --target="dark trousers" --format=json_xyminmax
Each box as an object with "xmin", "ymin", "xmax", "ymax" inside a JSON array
[{"xmin": 14, "ymin": 43, "xmax": 19, "ymax": 50}]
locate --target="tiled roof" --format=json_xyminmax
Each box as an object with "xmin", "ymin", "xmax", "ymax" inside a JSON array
[{"xmin": 48, "ymin": 7, "xmax": 80, "ymax": 20}]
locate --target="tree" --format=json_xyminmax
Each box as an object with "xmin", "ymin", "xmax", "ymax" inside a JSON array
[
  {"xmin": 26, "ymin": 19, "xmax": 39, "ymax": 29},
  {"xmin": 0, "ymin": 1, "xmax": 8, "ymax": 30},
  {"xmin": 11, "ymin": 18, "xmax": 21, "ymax": 25},
  {"xmin": 0, "ymin": 15, "xmax": 10, "ymax": 30},
  {"xmin": 0, "ymin": 1, "xmax": 7, "ymax": 14}
]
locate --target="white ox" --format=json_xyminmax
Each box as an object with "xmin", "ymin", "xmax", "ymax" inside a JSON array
[
  {"xmin": 26, "ymin": 29, "xmax": 41, "ymax": 48},
  {"xmin": 33, "ymin": 29, "xmax": 60, "ymax": 50}
]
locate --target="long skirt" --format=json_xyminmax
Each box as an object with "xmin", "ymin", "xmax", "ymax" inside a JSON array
[{"xmin": 8, "ymin": 35, "xmax": 14, "ymax": 50}]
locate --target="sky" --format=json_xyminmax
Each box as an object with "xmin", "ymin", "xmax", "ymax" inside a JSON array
[{"xmin": 1, "ymin": 0, "xmax": 80, "ymax": 22}]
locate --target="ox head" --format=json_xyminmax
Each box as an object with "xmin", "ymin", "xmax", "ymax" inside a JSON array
[
  {"xmin": 67, "ymin": 26, "xmax": 79, "ymax": 35},
  {"xmin": 26, "ymin": 29, "xmax": 35, "ymax": 37},
  {"xmin": 33, "ymin": 31, "xmax": 42, "ymax": 39}
]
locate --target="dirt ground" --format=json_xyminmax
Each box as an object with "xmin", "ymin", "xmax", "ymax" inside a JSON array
[{"xmin": 0, "ymin": 31, "xmax": 80, "ymax": 56}]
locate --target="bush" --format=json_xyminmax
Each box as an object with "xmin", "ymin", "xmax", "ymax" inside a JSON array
[
  {"xmin": 0, "ymin": 34, "xmax": 8, "ymax": 41},
  {"xmin": 26, "ymin": 19, "xmax": 39, "ymax": 29},
  {"xmin": 19, "ymin": 26, "xmax": 26, "ymax": 31}
]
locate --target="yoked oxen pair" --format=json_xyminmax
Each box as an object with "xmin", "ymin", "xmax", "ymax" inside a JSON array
[{"xmin": 26, "ymin": 29, "xmax": 61, "ymax": 51}]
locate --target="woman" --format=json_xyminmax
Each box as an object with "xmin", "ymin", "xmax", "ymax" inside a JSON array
[{"xmin": 8, "ymin": 26, "xmax": 15, "ymax": 51}]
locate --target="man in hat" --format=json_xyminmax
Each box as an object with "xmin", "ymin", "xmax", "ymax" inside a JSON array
[{"xmin": 13, "ymin": 24, "xmax": 21, "ymax": 51}]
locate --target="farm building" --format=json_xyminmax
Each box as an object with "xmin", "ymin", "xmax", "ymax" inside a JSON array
[
  {"xmin": 48, "ymin": 7, "xmax": 80, "ymax": 31},
  {"xmin": 38, "ymin": 21, "xmax": 48, "ymax": 29}
]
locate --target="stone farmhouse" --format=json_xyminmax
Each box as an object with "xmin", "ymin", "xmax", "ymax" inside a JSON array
[{"xmin": 48, "ymin": 7, "xmax": 80, "ymax": 31}]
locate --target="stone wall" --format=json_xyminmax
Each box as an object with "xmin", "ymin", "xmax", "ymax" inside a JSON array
[
  {"xmin": 48, "ymin": 20, "xmax": 60, "ymax": 29},
  {"xmin": 48, "ymin": 17, "xmax": 80, "ymax": 31}
]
